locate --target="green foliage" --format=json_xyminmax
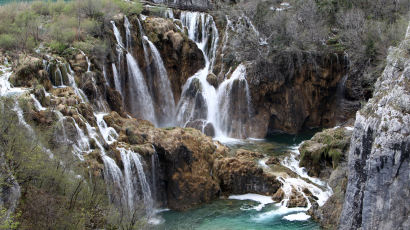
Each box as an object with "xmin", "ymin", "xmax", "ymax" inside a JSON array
[
  {"xmin": 0, "ymin": 34, "xmax": 16, "ymax": 50},
  {"xmin": 49, "ymin": 41, "xmax": 68, "ymax": 54},
  {"xmin": 0, "ymin": 208, "xmax": 20, "ymax": 230},
  {"xmin": 300, "ymin": 127, "xmax": 350, "ymax": 170}
]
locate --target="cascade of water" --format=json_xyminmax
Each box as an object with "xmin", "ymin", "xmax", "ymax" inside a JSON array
[
  {"xmin": 0, "ymin": 65, "xmax": 24, "ymax": 96},
  {"xmin": 111, "ymin": 63, "xmax": 122, "ymax": 95},
  {"xmin": 55, "ymin": 67, "xmax": 64, "ymax": 87},
  {"xmin": 143, "ymin": 36, "xmax": 176, "ymax": 126},
  {"xmin": 30, "ymin": 94, "xmax": 46, "ymax": 111},
  {"xmin": 78, "ymin": 50, "xmax": 91, "ymax": 72},
  {"xmin": 126, "ymin": 53, "xmax": 157, "ymax": 125},
  {"xmin": 111, "ymin": 21, "xmax": 125, "ymax": 91},
  {"xmin": 95, "ymin": 113, "xmax": 118, "ymax": 145},
  {"xmin": 216, "ymin": 64, "xmax": 252, "ymax": 138},
  {"xmin": 102, "ymin": 66, "xmax": 110, "ymax": 86},
  {"xmin": 66, "ymin": 63, "xmax": 88, "ymax": 103},
  {"xmin": 151, "ymin": 145, "xmax": 160, "ymax": 202},
  {"xmin": 176, "ymin": 11, "xmax": 252, "ymax": 139},
  {"xmin": 111, "ymin": 20, "xmax": 125, "ymax": 49},
  {"xmin": 118, "ymin": 148, "xmax": 154, "ymax": 215},
  {"xmin": 124, "ymin": 16, "xmax": 132, "ymax": 50},
  {"xmin": 102, "ymin": 155, "xmax": 127, "ymax": 207},
  {"xmin": 136, "ymin": 18, "xmax": 153, "ymax": 92}
]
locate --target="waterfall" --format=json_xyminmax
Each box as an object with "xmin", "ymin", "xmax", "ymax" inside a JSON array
[
  {"xmin": 111, "ymin": 63, "xmax": 122, "ymax": 95},
  {"xmin": 124, "ymin": 16, "xmax": 132, "ymax": 50},
  {"xmin": 176, "ymin": 11, "xmax": 252, "ymax": 139},
  {"xmin": 79, "ymin": 50, "xmax": 91, "ymax": 72},
  {"xmin": 102, "ymin": 66, "xmax": 110, "ymax": 86},
  {"xmin": 66, "ymin": 62, "xmax": 88, "ymax": 103},
  {"xmin": 111, "ymin": 20, "xmax": 125, "ymax": 49},
  {"xmin": 102, "ymin": 155, "xmax": 127, "ymax": 207},
  {"xmin": 118, "ymin": 148, "xmax": 154, "ymax": 215},
  {"xmin": 151, "ymin": 145, "xmax": 160, "ymax": 202},
  {"xmin": 30, "ymin": 94, "xmax": 46, "ymax": 111},
  {"xmin": 143, "ymin": 36, "xmax": 176, "ymax": 126},
  {"xmin": 126, "ymin": 53, "xmax": 157, "ymax": 125},
  {"xmin": 95, "ymin": 113, "xmax": 118, "ymax": 145},
  {"xmin": 111, "ymin": 21, "xmax": 124, "ymax": 97},
  {"xmin": 216, "ymin": 64, "xmax": 252, "ymax": 138}
]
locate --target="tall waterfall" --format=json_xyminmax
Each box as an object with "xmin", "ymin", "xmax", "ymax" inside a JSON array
[
  {"xmin": 126, "ymin": 53, "xmax": 157, "ymax": 124},
  {"xmin": 175, "ymin": 11, "xmax": 253, "ymax": 139},
  {"xmin": 143, "ymin": 36, "xmax": 175, "ymax": 126}
]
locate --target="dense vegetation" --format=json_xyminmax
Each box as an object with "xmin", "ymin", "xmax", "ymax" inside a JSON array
[{"xmin": 0, "ymin": 0, "xmax": 142, "ymax": 54}]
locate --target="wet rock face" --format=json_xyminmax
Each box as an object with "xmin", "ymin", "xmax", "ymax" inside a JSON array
[
  {"xmin": 247, "ymin": 52, "xmax": 348, "ymax": 137},
  {"xmin": 339, "ymin": 25, "xmax": 410, "ymax": 230}
]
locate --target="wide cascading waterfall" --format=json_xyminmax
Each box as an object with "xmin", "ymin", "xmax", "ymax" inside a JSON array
[
  {"xmin": 143, "ymin": 36, "xmax": 176, "ymax": 126},
  {"xmin": 175, "ymin": 11, "xmax": 252, "ymax": 139}
]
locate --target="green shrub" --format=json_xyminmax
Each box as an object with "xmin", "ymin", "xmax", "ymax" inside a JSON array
[
  {"xmin": 49, "ymin": 41, "xmax": 68, "ymax": 54},
  {"xmin": 0, "ymin": 33, "xmax": 16, "ymax": 50}
]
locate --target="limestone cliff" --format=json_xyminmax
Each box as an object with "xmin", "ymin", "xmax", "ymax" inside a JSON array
[{"xmin": 339, "ymin": 24, "xmax": 410, "ymax": 230}]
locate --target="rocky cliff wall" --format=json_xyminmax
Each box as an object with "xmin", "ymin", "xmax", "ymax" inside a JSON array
[{"xmin": 339, "ymin": 23, "xmax": 410, "ymax": 230}]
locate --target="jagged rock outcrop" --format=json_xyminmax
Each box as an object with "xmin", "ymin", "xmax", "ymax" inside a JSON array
[{"xmin": 339, "ymin": 24, "xmax": 410, "ymax": 230}]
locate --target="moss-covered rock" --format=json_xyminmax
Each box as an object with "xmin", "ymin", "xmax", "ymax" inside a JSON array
[{"xmin": 299, "ymin": 127, "xmax": 352, "ymax": 177}]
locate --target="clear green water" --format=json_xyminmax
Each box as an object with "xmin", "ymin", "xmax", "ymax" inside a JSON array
[
  {"xmin": 155, "ymin": 199, "xmax": 320, "ymax": 230},
  {"xmin": 153, "ymin": 130, "xmax": 321, "ymax": 230}
]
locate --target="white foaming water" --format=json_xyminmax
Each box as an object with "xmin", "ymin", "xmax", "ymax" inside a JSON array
[
  {"xmin": 229, "ymin": 194, "xmax": 274, "ymax": 211},
  {"xmin": 78, "ymin": 50, "xmax": 91, "ymax": 72},
  {"xmin": 283, "ymin": 212, "xmax": 311, "ymax": 221},
  {"xmin": 118, "ymin": 148, "xmax": 154, "ymax": 215},
  {"xmin": 95, "ymin": 113, "xmax": 118, "ymax": 145},
  {"xmin": 126, "ymin": 53, "xmax": 157, "ymax": 125},
  {"xmin": 345, "ymin": 126, "xmax": 354, "ymax": 131},
  {"xmin": 216, "ymin": 64, "xmax": 252, "ymax": 138},
  {"xmin": 124, "ymin": 16, "xmax": 132, "ymax": 50},
  {"xmin": 111, "ymin": 63, "xmax": 122, "ymax": 95},
  {"xmin": 111, "ymin": 20, "xmax": 125, "ymax": 49},
  {"xmin": 282, "ymin": 144, "xmax": 329, "ymax": 187},
  {"xmin": 143, "ymin": 36, "xmax": 176, "ymax": 126},
  {"xmin": 30, "ymin": 94, "xmax": 46, "ymax": 111},
  {"xmin": 0, "ymin": 65, "xmax": 25, "ymax": 96}
]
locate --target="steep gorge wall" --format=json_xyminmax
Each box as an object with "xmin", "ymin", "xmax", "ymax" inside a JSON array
[
  {"xmin": 247, "ymin": 52, "xmax": 349, "ymax": 136},
  {"xmin": 339, "ymin": 24, "xmax": 410, "ymax": 230}
]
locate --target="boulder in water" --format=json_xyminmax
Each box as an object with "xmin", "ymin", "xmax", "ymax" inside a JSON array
[
  {"xmin": 185, "ymin": 119, "xmax": 215, "ymax": 137},
  {"xmin": 206, "ymin": 73, "xmax": 218, "ymax": 88}
]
